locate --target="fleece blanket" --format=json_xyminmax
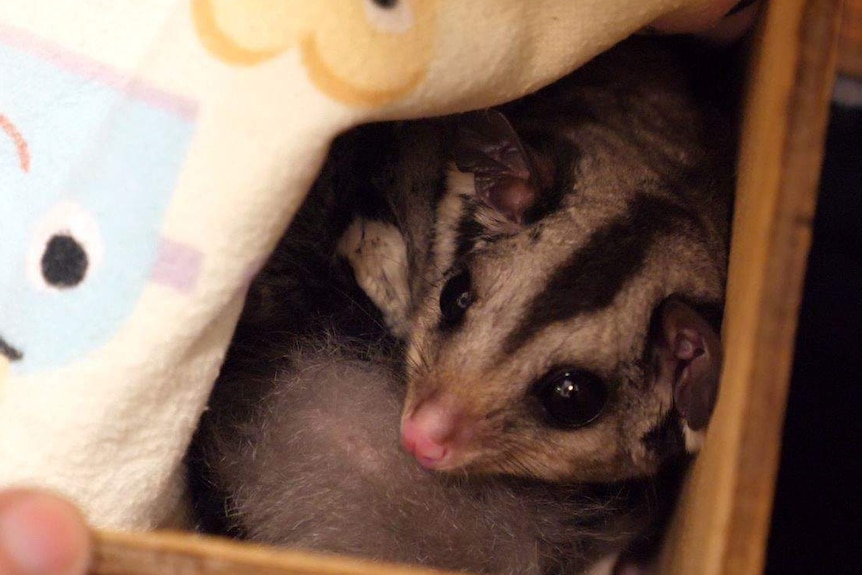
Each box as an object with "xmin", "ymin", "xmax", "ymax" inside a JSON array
[{"xmin": 0, "ymin": 0, "xmax": 748, "ymax": 530}]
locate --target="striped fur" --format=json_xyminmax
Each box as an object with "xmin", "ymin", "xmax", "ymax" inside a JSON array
[{"xmin": 362, "ymin": 38, "xmax": 735, "ymax": 483}]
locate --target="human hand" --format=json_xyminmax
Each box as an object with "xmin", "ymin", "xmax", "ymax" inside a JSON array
[{"xmin": 0, "ymin": 490, "xmax": 91, "ymax": 575}]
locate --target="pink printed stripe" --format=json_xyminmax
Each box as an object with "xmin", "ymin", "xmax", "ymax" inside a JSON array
[
  {"xmin": 151, "ymin": 237, "xmax": 204, "ymax": 293},
  {"xmin": 0, "ymin": 22, "xmax": 197, "ymax": 120}
]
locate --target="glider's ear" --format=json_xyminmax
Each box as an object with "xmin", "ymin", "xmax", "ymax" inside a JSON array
[
  {"xmin": 453, "ymin": 110, "xmax": 542, "ymax": 225},
  {"xmin": 649, "ymin": 298, "xmax": 723, "ymax": 434}
]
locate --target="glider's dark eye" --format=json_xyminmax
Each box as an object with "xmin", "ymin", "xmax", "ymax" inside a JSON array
[
  {"xmin": 534, "ymin": 369, "xmax": 607, "ymax": 428},
  {"xmin": 439, "ymin": 268, "xmax": 473, "ymax": 327},
  {"xmin": 372, "ymin": 0, "xmax": 398, "ymax": 7},
  {"xmin": 41, "ymin": 235, "xmax": 88, "ymax": 287}
]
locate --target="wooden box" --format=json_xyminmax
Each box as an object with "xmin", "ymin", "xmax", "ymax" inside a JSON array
[{"xmin": 88, "ymin": 0, "xmax": 848, "ymax": 573}]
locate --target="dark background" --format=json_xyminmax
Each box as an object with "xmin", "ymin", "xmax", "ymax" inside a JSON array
[{"xmin": 765, "ymin": 99, "xmax": 862, "ymax": 574}]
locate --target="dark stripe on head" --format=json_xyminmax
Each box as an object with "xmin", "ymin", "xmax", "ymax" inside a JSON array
[
  {"xmin": 504, "ymin": 194, "xmax": 695, "ymax": 353},
  {"xmin": 416, "ymin": 168, "xmax": 450, "ymax": 290},
  {"xmin": 455, "ymin": 199, "xmax": 483, "ymax": 260},
  {"xmin": 429, "ymin": 165, "xmax": 449, "ymax": 207}
]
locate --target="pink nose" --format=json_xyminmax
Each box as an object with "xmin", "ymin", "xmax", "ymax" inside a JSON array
[{"xmin": 401, "ymin": 400, "xmax": 463, "ymax": 469}]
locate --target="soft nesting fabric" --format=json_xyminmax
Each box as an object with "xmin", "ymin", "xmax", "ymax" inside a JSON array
[{"xmin": 0, "ymin": 0, "xmax": 723, "ymax": 529}]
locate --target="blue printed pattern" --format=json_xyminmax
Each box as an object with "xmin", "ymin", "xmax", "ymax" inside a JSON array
[{"xmin": 0, "ymin": 32, "xmax": 197, "ymax": 374}]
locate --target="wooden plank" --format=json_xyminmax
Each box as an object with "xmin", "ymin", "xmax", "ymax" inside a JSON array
[
  {"xmin": 657, "ymin": 1, "xmax": 843, "ymax": 575},
  {"xmin": 90, "ymin": 530, "xmax": 466, "ymax": 575},
  {"xmin": 839, "ymin": 0, "xmax": 862, "ymax": 76}
]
